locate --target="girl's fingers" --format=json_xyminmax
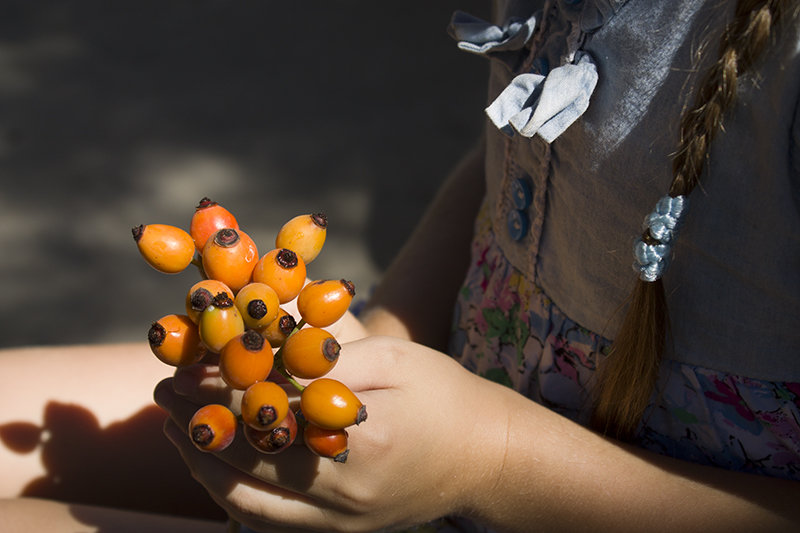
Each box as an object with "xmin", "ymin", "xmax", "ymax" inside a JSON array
[
  {"xmin": 162, "ymin": 419, "xmax": 347, "ymax": 533},
  {"xmin": 155, "ymin": 378, "xmax": 372, "ymax": 506}
]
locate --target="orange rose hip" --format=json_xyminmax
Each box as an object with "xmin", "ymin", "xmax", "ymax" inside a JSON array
[
  {"xmin": 300, "ymin": 378, "xmax": 367, "ymax": 430},
  {"xmin": 251, "ymin": 248, "xmax": 307, "ymax": 304},
  {"xmin": 148, "ymin": 314, "xmax": 206, "ymax": 367},
  {"xmin": 189, "ymin": 404, "xmax": 237, "ymax": 452},
  {"xmin": 303, "ymin": 423, "xmax": 349, "ymax": 463},
  {"xmin": 280, "ymin": 326, "xmax": 340, "ymax": 379},
  {"xmin": 132, "ymin": 223, "xmax": 195, "ymax": 274},
  {"xmin": 202, "ymin": 228, "xmax": 259, "ymax": 292},
  {"xmin": 296, "ymin": 279, "xmax": 355, "ymax": 327},
  {"xmin": 219, "ymin": 330, "xmax": 274, "ymax": 390},
  {"xmin": 190, "ymin": 197, "xmax": 239, "ymax": 253},
  {"xmin": 240, "ymin": 381, "xmax": 290, "ymax": 431},
  {"xmin": 244, "ymin": 409, "xmax": 298, "ymax": 454},
  {"xmin": 259, "ymin": 308, "xmax": 297, "ymax": 348}
]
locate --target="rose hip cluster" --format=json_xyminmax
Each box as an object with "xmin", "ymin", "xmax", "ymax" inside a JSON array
[{"xmin": 132, "ymin": 198, "xmax": 365, "ymax": 463}]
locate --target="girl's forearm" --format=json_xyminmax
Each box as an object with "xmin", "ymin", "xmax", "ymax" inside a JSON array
[{"xmin": 466, "ymin": 381, "xmax": 800, "ymax": 532}]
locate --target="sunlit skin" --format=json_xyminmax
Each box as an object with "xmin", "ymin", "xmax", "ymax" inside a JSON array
[
  {"xmin": 189, "ymin": 197, "xmax": 239, "ymax": 253},
  {"xmin": 132, "ymin": 224, "xmax": 195, "ymax": 274},
  {"xmin": 147, "ymin": 314, "xmax": 206, "ymax": 367}
]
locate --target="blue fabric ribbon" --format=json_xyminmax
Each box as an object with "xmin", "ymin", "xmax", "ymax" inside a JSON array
[
  {"xmin": 485, "ymin": 52, "xmax": 598, "ymax": 143},
  {"xmin": 633, "ymin": 195, "xmax": 688, "ymax": 282}
]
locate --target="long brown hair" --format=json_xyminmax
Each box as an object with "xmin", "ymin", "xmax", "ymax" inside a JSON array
[{"xmin": 591, "ymin": 0, "xmax": 793, "ymax": 441}]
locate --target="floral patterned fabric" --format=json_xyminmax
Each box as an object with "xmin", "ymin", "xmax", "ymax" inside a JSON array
[{"xmin": 448, "ymin": 204, "xmax": 800, "ymax": 481}]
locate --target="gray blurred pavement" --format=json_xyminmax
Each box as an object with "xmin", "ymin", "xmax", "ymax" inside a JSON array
[{"xmin": 0, "ymin": 1, "xmax": 489, "ymax": 348}]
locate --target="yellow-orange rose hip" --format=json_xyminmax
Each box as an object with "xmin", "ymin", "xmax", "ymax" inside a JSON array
[
  {"xmin": 198, "ymin": 293, "xmax": 245, "ymax": 353},
  {"xmin": 132, "ymin": 224, "xmax": 195, "ymax": 274},
  {"xmin": 275, "ymin": 213, "xmax": 327, "ymax": 264}
]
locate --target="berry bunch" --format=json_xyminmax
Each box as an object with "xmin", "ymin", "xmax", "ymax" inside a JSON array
[{"xmin": 133, "ymin": 198, "xmax": 365, "ymax": 463}]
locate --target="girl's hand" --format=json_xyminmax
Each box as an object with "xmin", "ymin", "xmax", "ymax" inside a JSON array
[{"xmin": 153, "ymin": 336, "xmax": 509, "ymax": 532}]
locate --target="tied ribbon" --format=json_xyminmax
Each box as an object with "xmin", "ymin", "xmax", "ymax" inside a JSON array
[
  {"xmin": 633, "ymin": 195, "xmax": 688, "ymax": 282},
  {"xmin": 485, "ymin": 52, "xmax": 598, "ymax": 142},
  {"xmin": 447, "ymin": 10, "xmax": 538, "ymax": 60}
]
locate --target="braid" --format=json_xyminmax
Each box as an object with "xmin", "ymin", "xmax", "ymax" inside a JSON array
[{"xmin": 591, "ymin": 0, "xmax": 790, "ymax": 441}]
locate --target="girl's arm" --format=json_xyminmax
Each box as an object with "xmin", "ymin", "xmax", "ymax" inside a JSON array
[{"xmin": 156, "ymin": 335, "xmax": 800, "ymax": 533}]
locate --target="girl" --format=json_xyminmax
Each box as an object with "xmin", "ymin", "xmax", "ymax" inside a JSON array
[
  {"xmin": 4, "ymin": 0, "xmax": 800, "ymax": 531},
  {"xmin": 152, "ymin": 0, "xmax": 800, "ymax": 530}
]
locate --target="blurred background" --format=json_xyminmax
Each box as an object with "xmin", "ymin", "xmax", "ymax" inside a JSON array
[{"xmin": 0, "ymin": 1, "xmax": 489, "ymax": 349}]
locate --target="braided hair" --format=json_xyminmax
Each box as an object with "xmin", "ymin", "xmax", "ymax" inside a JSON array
[{"xmin": 591, "ymin": 0, "xmax": 794, "ymax": 441}]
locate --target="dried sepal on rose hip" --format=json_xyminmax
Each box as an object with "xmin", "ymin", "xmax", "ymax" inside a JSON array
[
  {"xmin": 259, "ymin": 308, "xmax": 298, "ymax": 348},
  {"xmin": 132, "ymin": 223, "xmax": 195, "ymax": 274},
  {"xmin": 275, "ymin": 212, "xmax": 327, "ymax": 264},
  {"xmin": 234, "ymin": 282, "xmax": 280, "ymax": 330},
  {"xmin": 185, "ymin": 279, "xmax": 234, "ymax": 324}
]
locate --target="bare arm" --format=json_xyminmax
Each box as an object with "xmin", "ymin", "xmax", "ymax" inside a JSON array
[
  {"xmin": 360, "ymin": 138, "xmax": 486, "ymax": 350},
  {"xmin": 470, "ymin": 377, "xmax": 800, "ymax": 533},
  {"xmin": 156, "ymin": 336, "xmax": 799, "ymax": 532}
]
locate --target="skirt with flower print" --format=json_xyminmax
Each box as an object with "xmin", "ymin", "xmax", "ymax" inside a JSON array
[{"xmin": 447, "ymin": 204, "xmax": 800, "ymax": 482}]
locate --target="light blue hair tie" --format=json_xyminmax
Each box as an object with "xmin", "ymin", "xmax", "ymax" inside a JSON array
[{"xmin": 632, "ymin": 195, "xmax": 687, "ymax": 282}]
